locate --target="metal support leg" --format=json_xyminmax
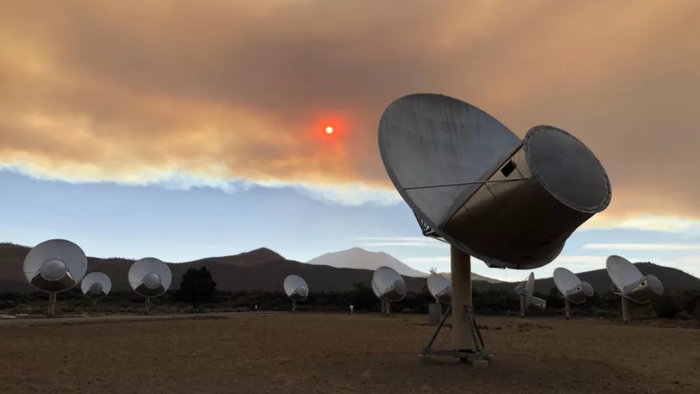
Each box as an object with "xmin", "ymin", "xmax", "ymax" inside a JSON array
[{"xmin": 47, "ymin": 292, "xmax": 57, "ymax": 317}]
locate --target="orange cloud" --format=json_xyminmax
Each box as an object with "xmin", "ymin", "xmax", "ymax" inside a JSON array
[{"xmin": 1, "ymin": 0, "xmax": 699, "ymax": 219}]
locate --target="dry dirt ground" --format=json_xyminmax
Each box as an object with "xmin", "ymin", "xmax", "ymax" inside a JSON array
[{"xmin": 0, "ymin": 313, "xmax": 698, "ymax": 394}]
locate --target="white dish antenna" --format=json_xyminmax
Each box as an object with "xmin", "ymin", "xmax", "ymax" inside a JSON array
[
  {"xmin": 23, "ymin": 239, "xmax": 87, "ymax": 293},
  {"xmin": 606, "ymin": 255, "xmax": 663, "ymax": 303},
  {"xmin": 283, "ymin": 275, "xmax": 309, "ymax": 301},
  {"xmin": 373, "ymin": 266, "xmax": 406, "ymax": 316},
  {"xmin": 426, "ymin": 273, "xmax": 452, "ymax": 304},
  {"xmin": 606, "ymin": 255, "xmax": 663, "ymax": 323},
  {"xmin": 378, "ymin": 94, "xmax": 612, "ymax": 270},
  {"xmin": 128, "ymin": 257, "xmax": 172, "ymax": 311},
  {"xmin": 284, "ymin": 274, "xmax": 308, "ymax": 312},
  {"xmin": 378, "ymin": 93, "xmax": 611, "ymax": 364},
  {"xmin": 81, "ymin": 272, "xmax": 112, "ymax": 300},
  {"xmin": 515, "ymin": 272, "xmax": 546, "ymax": 317},
  {"xmin": 373, "ymin": 266, "xmax": 407, "ymax": 302},
  {"xmin": 553, "ymin": 267, "xmax": 594, "ymax": 304},
  {"xmin": 23, "ymin": 239, "xmax": 88, "ymax": 316}
]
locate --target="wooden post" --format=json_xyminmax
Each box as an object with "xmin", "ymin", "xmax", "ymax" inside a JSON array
[{"xmin": 451, "ymin": 245, "xmax": 474, "ymax": 351}]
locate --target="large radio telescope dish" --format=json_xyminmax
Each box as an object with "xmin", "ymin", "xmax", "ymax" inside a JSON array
[
  {"xmin": 553, "ymin": 267, "xmax": 593, "ymax": 304},
  {"xmin": 128, "ymin": 258, "xmax": 172, "ymax": 298},
  {"xmin": 23, "ymin": 239, "xmax": 88, "ymax": 293},
  {"xmin": 515, "ymin": 272, "xmax": 546, "ymax": 316},
  {"xmin": 284, "ymin": 275, "xmax": 309, "ymax": 301},
  {"xmin": 606, "ymin": 255, "xmax": 663, "ymax": 304},
  {"xmin": 378, "ymin": 93, "xmax": 612, "ymax": 270},
  {"xmin": 371, "ymin": 278, "xmax": 383, "ymax": 300},
  {"xmin": 81, "ymin": 272, "xmax": 112, "ymax": 300},
  {"xmin": 427, "ymin": 273, "xmax": 452, "ymax": 304},
  {"xmin": 372, "ymin": 266, "xmax": 407, "ymax": 302}
]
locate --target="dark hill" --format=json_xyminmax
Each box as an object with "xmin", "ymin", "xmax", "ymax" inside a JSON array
[
  {"xmin": 2, "ymin": 243, "xmax": 699, "ymax": 295},
  {"xmin": 531, "ymin": 262, "xmax": 700, "ymax": 294}
]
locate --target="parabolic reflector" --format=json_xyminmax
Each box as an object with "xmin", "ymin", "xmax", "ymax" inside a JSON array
[
  {"xmin": 372, "ymin": 266, "xmax": 407, "ymax": 302},
  {"xmin": 515, "ymin": 272, "xmax": 545, "ymax": 310},
  {"xmin": 426, "ymin": 273, "xmax": 452, "ymax": 303},
  {"xmin": 606, "ymin": 255, "xmax": 663, "ymax": 304},
  {"xmin": 371, "ymin": 278, "xmax": 384, "ymax": 300},
  {"xmin": 128, "ymin": 257, "xmax": 172, "ymax": 297},
  {"xmin": 378, "ymin": 93, "xmax": 612, "ymax": 269},
  {"xmin": 81, "ymin": 272, "xmax": 112, "ymax": 300},
  {"xmin": 284, "ymin": 275, "xmax": 309, "ymax": 301},
  {"xmin": 553, "ymin": 267, "xmax": 593, "ymax": 304},
  {"xmin": 23, "ymin": 239, "xmax": 88, "ymax": 293}
]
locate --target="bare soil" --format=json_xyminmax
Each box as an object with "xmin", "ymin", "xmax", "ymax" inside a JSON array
[{"xmin": 0, "ymin": 313, "xmax": 698, "ymax": 393}]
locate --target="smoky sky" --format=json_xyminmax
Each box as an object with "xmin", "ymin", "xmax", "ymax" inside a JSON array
[{"xmin": 1, "ymin": 0, "xmax": 699, "ymax": 220}]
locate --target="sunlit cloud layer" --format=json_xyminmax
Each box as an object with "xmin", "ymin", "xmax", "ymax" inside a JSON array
[{"xmin": 1, "ymin": 0, "xmax": 699, "ymax": 222}]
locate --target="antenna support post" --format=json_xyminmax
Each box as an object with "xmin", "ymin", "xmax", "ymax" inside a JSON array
[
  {"xmin": 419, "ymin": 246, "xmax": 491, "ymax": 367},
  {"xmin": 47, "ymin": 292, "xmax": 57, "ymax": 317},
  {"xmin": 451, "ymin": 245, "xmax": 474, "ymax": 350},
  {"xmin": 621, "ymin": 296, "xmax": 629, "ymax": 324},
  {"xmin": 565, "ymin": 298, "xmax": 571, "ymax": 319}
]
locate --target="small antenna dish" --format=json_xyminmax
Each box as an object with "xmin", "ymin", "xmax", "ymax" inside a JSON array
[
  {"xmin": 283, "ymin": 274, "xmax": 309, "ymax": 313},
  {"xmin": 81, "ymin": 272, "xmax": 112, "ymax": 306},
  {"xmin": 553, "ymin": 267, "xmax": 593, "ymax": 319},
  {"xmin": 378, "ymin": 93, "xmax": 611, "ymax": 365},
  {"xmin": 128, "ymin": 257, "xmax": 172, "ymax": 312},
  {"xmin": 23, "ymin": 239, "xmax": 88, "ymax": 317},
  {"xmin": 606, "ymin": 255, "xmax": 663, "ymax": 323},
  {"xmin": 373, "ymin": 266, "xmax": 407, "ymax": 316},
  {"xmin": 427, "ymin": 273, "xmax": 452, "ymax": 304},
  {"xmin": 514, "ymin": 272, "xmax": 546, "ymax": 317}
]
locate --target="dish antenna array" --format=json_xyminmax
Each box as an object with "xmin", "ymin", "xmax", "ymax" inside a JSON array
[
  {"xmin": 606, "ymin": 255, "xmax": 663, "ymax": 324},
  {"xmin": 553, "ymin": 267, "xmax": 593, "ymax": 319},
  {"xmin": 81, "ymin": 272, "xmax": 112, "ymax": 307},
  {"xmin": 23, "ymin": 239, "xmax": 88, "ymax": 317},
  {"xmin": 372, "ymin": 266, "xmax": 407, "ymax": 316},
  {"xmin": 378, "ymin": 93, "xmax": 611, "ymax": 366},
  {"xmin": 514, "ymin": 272, "xmax": 546, "ymax": 318},
  {"xmin": 283, "ymin": 274, "xmax": 309, "ymax": 313},
  {"xmin": 128, "ymin": 257, "xmax": 172, "ymax": 312},
  {"xmin": 426, "ymin": 273, "xmax": 452, "ymax": 325}
]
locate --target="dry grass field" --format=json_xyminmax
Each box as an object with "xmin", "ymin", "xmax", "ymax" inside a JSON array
[{"xmin": 1, "ymin": 313, "xmax": 698, "ymax": 394}]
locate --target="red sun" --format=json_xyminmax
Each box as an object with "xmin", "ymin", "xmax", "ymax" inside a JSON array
[{"xmin": 325, "ymin": 126, "xmax": 334, "ymax": 134}]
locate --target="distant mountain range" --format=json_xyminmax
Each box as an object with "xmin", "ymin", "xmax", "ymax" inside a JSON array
[
  {"xmin": 306, "ymin": 247, "xmax": 427, "ymax": 277},
  {"xmin": 305, "ymin": 247, "xmax": 502, "ymax": 283},
  {"xmin": 1, "ymin": 243, "xmax": 699, "ymax": 295}
]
